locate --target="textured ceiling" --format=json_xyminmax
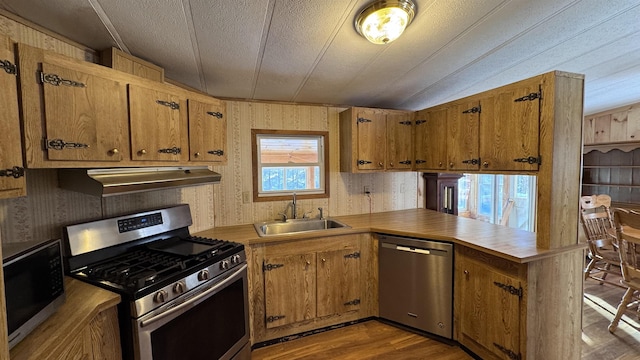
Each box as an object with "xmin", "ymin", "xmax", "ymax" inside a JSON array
[{"xmin": 1, "ymin": 0, "xmax": 639, "ymax": 115}]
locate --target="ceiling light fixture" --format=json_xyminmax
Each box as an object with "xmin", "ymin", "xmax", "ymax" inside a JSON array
[{"xmin": 355, "ymin": 0, "xmax": 416, "ymax": 45}]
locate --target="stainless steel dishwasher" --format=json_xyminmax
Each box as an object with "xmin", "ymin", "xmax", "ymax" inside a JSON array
[{"xmin": 378, "ymin": 234, "xmax": 453, "ymax": 339}]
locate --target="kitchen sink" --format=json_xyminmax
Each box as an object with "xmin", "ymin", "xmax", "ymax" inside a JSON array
[{"xmin": 253, "ymin": 218, "xmax": 350, "ymax": 237}]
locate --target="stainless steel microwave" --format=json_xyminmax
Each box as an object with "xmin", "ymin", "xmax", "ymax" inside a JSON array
[{"xmin": 2, "ymin": 238, "xmax": 65, "ymax": 349}]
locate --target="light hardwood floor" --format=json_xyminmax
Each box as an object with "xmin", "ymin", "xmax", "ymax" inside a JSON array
[{"xmin": 252, "ymin": 274, "xmax": 640, "ymax": 359}]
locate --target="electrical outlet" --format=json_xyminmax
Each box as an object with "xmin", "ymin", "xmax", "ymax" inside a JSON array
[
  {"xmin": 242, "ymin": 191, "xmax": 251, "ymax": 204},
  {"xmin": 363, "ymin": 185, "xmax": 371, "ymax": 194}
]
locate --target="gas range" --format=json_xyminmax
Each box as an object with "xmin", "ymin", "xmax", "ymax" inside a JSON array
[{"xmin": 64, "ymin": 204, "xmax": 245, "ymax": 317}]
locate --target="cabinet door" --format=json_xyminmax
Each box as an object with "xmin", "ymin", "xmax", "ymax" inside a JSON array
[
  {"xmin": 188, "ymin": 98, "xmax": 227, "ymax": 163},
  {"xmin": 0, "ymin": 36, "xmax": 26, "ymax": 198},
  {"xmin": 129, "ymin": 84, "xmax": 186, "ymax": 161},
  {"xmin": 447, "ymin": 100, "xmax": 480, "ymax": 171},
  {"xmin": 386, "ymin": 113, "xmax": 413, "ymax": 170},
  {"xmin": 356, "ymin": 109, "xmax": 386, "ymax": 170},
  {"xmin": 40, "ymin": 63, "xmax": 128, "ymax": 162},
  {"xmin": 317, "ymin": 248, "xmax": 361, "ymax": 317},
  {"xmin": 264, "ymin": 253, "xmax": 316, "ymax": 328},
  {"xmin": 414, "ymin": 107, "xmax": 447, "ymax": 170},
  {"xmin": 479, "ymin": 79, "xmax": 541, "ymax": 171},
  {"xmin": 459, "ymin": 258, "xmax": 521, "ymax": 360}
]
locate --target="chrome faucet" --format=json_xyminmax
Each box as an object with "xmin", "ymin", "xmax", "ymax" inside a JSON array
[{"xmin": 291, "ymin": 192, "xmax": 297, "ymax": 219}]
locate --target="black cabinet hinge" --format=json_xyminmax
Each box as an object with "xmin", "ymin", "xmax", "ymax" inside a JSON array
[
  {"xmin": 399, "ymin": 121, "xmax": 412, "ymax": 125},
  {"xmin": 208, "ymin": 149, "xmax": 224, "ymax": 156},
  {"xmin": 461, "ymin": 158, "xmax": 480, "ymax": 165},
  {"xmin": 493, "ymin": 281, "xmax": 523, "ymax": 298},
  {"xmin": 0, "ymin": 59, "xmax": 17, "ymax": 75},
  {"xmin": 415, "ymin": 120, "xmax": 426, "ymax": 125},
  {"xmin": 158, "ymin": 147, "xmax": 181, "ymax": 155},
  {"xmin": 462, "ymin": 106, "xmax": 481, "ymax": 114},
  {"xmin": 357, "ymin": 117, "xmax": 372, "ymax": 123},
  {"xmin": 0, "ymin": 166, "xmax": 25, "ymax": 178},
  {"xmin": 266, "ymin": 315, "xmax": 285, "ymax": 323},
  {"xmin": 263, "ymin": 263, "xmax": 284, "ymax": 272},
  {"xmin": 493, "ymin": 343, "xmax": 521, "ymax": 360},
  {"xmin": 399, "ymin": 160, "xmax": 411, "ymax": 165},
  {"xmin": 344, "ymin": 252, "xmax": 360, "ymax": 259},
  {"xmin": 513, "ymin": 155, "xmax": 541, "ymax": 165},
  {"xmin": 415, "ymin": 159, "xmax": 426, "ymax": 164},
  {"xmin": 206, "ymin": 111, "xmax": 223, "ymax": 118},
  {"xmin": 357, "ymin": 160, "xmax": 372, "ymax": 165},
  {"xmin": 514, "ymin": 91, "xmax": 542, "ymax": 102},
  {"xmin": 156, "ymin": 100, "xmax": 180, "ymax": 109},
  {"xmin": 44, "ymin": 138, "xmax": 89, "ymax": 150},
  {"xmin": 39, "ymin": 71, "xmax": 86, "ymax": 87},
  {"xmin": 344, "ymin": 298, "xmax": 361, "ymax": 306}
]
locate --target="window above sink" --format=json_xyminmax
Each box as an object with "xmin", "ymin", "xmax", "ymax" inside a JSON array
[{"xmin": 251, "ymin": 129, "xmax": 330, "ymax": 202}]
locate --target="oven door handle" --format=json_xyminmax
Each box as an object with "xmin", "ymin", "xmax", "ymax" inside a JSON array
[{"xmin": 140, "ymin": 263, "xmax": 247, "ymax": 328}]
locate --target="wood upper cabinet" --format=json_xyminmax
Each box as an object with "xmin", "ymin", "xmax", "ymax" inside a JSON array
[
  {"xmin": 479, "ymin": 77, "xmax": 541, "ymax": 171},
  {"xmin": 17, "ymin": 43, "xmax": 129, "ymax": 166},
  {"xmin": 129, "ymin": 83, "xmax": 188, "ymax": 162},
  {"xmin": 100, "ymin": 47, "xmax": 164, "ymax": 82},
  {"xmin": 386, "ymin": 113, "xmax": 414, "ymax": 170},
  {"xmin": 414, "ymin": 106, "xmax": 447, "ymax": 171},
  {"xmin": 447, "ymin": 100, "xmax": 480, "ymax": 171},
  {"xmin": 0, "ymin": 35, "xmax": 26, "ymax": 199},
  {"xmin": 188, "ymin": 97, "xmax": 227, "ymax": 163},
  {"xmin": 40, "ymin": 63, "xmax": 129, "ymax": 162},
  {"xmin": 456, "ymin": 246, "xmax": 524, "ymax": 360},
  {"xmin": 263, "ymin": 253, "xmax": 316, "ymax": 329},
  {"xmin": 583, "ymin": 104, "xmax": 640, "ymax": 148},
  {"xmin": 340, "ymin": 107, "xmax": 413, "ymax": 172},
  {"xmin": 316, "ymin": 248, "xmax": 361, "ymax": 317}
]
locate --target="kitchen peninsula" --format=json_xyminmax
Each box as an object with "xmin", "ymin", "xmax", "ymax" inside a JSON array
[{"xmin": 196, "ymin": 208, "xmax": 585, "ymax": 360}]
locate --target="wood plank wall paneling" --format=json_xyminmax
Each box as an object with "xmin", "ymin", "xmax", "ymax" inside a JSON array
[
  {"xmin": 212, "ymin": 101, "xmax": 419, "ymax": 227},
  {"xmin": 0, "ymin": 12, "xmax": 419, "ymax": 245}
]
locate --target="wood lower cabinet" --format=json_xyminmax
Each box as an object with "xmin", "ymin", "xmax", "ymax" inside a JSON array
[
  {"xmin": 340, "ymin": 107, "xmax": 413, "ymax": 172},
  {"xmin": 0, "ymin": 35, "xmax": 26, "ymax": 199},
  {"xmin": 264, "ymin": 252, "xmax": 317, "ymax": 328},
  {"xmin": 249, "ymin": 234, "xmax": 376, "ymax": 344},
  {"xmin": 456, "ymin": 246, "xmax": 526, "ymax": 360}
]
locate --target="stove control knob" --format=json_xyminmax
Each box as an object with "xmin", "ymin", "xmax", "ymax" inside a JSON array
[
  {"xmin": 220, "ymin": 260, "xmax": 230, "ymax": 270},
  {"xmin": 153, "ymin": 290, "xmax": 168, "ymax": 303},
  {"xmin": 173, "ymin": 282, "xmax": 185, "ymax": 294},
  {"xmin": 198, "ymin": 269, "xmax": 210, "ymax": 281},
  {"xmin": 231, "ymin": 254, "xmax": 241, "ymax": 264}
]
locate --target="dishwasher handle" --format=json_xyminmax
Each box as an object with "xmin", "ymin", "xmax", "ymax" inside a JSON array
[
  {"xmin": 381, "ymin": 241, "xmax": 447, "ymax": 256},
  {"xmin": 395, "ymin": 245, "xmax": 430, "ymax": 255}
]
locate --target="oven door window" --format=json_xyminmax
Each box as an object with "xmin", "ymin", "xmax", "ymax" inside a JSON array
[{"xmin": 137, "ymin": 267, "xmax": 248, "ymax": 360}]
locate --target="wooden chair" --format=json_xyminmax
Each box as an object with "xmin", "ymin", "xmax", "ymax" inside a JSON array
[
  {"xmin": 580, "ymin": 195, "xmax": 621, "ymax": 286},
  {"xmin": 608, "ymin": 209, "xmax": 640, "ymax": 333}
]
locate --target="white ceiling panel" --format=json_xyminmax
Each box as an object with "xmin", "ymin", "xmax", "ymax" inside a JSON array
[
  {"xmin": 1, "ymin": 0, "xmax": 640, "ymax": 113},
  {"xmin": 252, "ymin": 0, "xmax": 356, "ymax": 101},
  {"xmin": 0, "ymin": 0, "xmax": 114, "ymax": 49},
  {"xmin": 189, "ymin": 0, "xmax": 272, "ymax": 98},
  {"xmin": 96, "ymin": 0, "xmax": 202, "ymax": 88}
]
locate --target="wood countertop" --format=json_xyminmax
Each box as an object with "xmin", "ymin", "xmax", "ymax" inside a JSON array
[
  {"xmin": 195, "ymin": 208, "xmax": 585, "ymax": 263},
  {"xmin": 9, "ymin": 277, "xmax": 121, "ymax": 360}
]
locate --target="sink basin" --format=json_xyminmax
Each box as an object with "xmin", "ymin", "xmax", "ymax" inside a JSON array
[{"xmin": 254, "ymin": 218, "xmax": 350, "ymax": 237}]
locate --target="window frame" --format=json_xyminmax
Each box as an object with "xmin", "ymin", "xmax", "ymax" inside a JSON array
[{"xmin": 251, "ymin": 129, "xmax": 330, "ymax": 202}]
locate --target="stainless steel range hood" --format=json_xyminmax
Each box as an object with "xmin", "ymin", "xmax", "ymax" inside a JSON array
[{"xmin": 58, "ymin": 167, "xmax": 221, "ymax": 197}]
